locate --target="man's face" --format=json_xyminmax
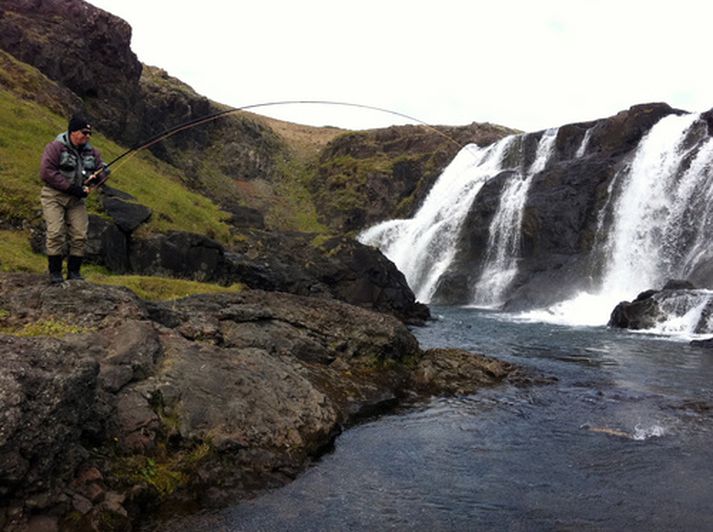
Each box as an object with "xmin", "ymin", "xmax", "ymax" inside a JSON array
[{"xmin": 70, "ymin": 129, "xmax": 92, "ymax": 146}]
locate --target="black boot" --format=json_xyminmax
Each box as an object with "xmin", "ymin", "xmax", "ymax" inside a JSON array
[
  {"xmin": 67, "ymin": 255, "xmax": 84, "ymax": 281},
  {"xmin": 48, "ymin": 255, "xmax": 64, "ymax": 284}
]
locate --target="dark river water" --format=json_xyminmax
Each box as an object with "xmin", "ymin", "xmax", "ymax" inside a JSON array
[{"xmin": 170, "ymin": 307, "xmax": 713, "ymax": 531}]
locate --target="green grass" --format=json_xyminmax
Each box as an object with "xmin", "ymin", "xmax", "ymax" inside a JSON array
[
  {"xmin": 88, "ymin": 273, "xmax": 244, "ymax": 301},
  {"xmin": 270, "ymin": 155, "xmax": 328, "ymax": 233},
  {"xmin": 0, "ymin": 230, "xmax": 45, "ymax": 272}
]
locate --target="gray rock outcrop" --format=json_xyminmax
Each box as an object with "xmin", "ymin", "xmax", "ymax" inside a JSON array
[{"xmin": 0, "ymin": 273, "xmax": 525, "ymax": 530}]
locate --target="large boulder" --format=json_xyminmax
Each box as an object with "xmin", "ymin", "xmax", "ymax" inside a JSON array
[
  {"xmin": 100, "ymin": 187, "xmax": 152, "ymax": 233},
  {"xmin": 608, "ymin": 281, "xmax": 713, "ymax": 334},
  {"xmin": 608, "ymin": 289, "xmax": 662, "ymax": 330}
]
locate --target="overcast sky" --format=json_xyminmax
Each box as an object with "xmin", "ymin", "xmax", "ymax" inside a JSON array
[{"xmin": 86, "ymin": 0, "xmax": 712, "ymax": 132}]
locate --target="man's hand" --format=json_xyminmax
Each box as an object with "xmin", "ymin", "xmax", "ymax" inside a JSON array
[
  {"xmin": 67, "ymin": 184, "xmax": 89, "ymax": 198},
  {"xmin": 84, "ymin": 164, "xmax": 110, "ymax": 187}
]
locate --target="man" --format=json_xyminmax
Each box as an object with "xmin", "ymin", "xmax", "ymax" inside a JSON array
[{"xmin": 39, "ymin": 113, "xmax": 109, "ymax": 283}]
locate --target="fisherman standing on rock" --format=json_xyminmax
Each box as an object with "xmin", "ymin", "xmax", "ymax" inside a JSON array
[{"xmin": 39, "ymin": 113, "xmax": 109, "ymax": 283}]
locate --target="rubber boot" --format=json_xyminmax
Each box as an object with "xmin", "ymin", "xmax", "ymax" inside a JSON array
[
  {"xmin": 67, "ymin": 255, "xmax": 84, "ymax": 281},
  {"xmin": 48, "ymin": 255, "xmax": 64, "ymax": 284}
]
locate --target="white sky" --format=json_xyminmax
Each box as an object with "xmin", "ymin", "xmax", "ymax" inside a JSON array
[{"xmin": 86, "ymin": 0, "xmax": 712, "ymax": 132}]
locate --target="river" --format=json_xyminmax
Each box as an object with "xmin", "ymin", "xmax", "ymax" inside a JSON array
[{"xmin": 171, "ymin": 306, "xmax": 713, "ymax": 531}]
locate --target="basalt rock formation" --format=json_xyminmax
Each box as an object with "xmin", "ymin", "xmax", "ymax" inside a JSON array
[
  {"xmin": 0, "ymin": 273, "xmax": 525, "ymax": 531},
  {"xmin": 126, "ymin": 228, "xmax": 429, "ymax": 324}
]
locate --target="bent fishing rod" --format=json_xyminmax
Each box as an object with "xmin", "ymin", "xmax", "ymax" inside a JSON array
[{"xmin": 86, "ymin": 100, "xmax": 470, "ymax": 188}]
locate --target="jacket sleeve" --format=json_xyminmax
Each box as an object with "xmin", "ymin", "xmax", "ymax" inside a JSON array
[
  {"xmin": 39, "ymin": 141, "xmax": 71, "ymax": 191},
  {"xmin": 93, "ymin": 148, "xmax": 106, "ymax": 174}
]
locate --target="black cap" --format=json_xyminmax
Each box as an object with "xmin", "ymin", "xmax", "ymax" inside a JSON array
[{"xmin": 68, "ymin": 114, "xmax": 92, "ymax": 133}]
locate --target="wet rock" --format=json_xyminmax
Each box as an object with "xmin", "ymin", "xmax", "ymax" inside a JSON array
[
  {"xmin": 411, "ymin": 348, "xmax": 517, "ymax": 395},
  {"xmin": 608, "ymin": 296, "xmax": 661, "ymax": 329},
  {"xmin": 609, "ymin": 285, "xmax": 713, "ymax": 334},
  {"xmin": 690, "ymin": 337, "xmax": 713, "ymax": 348},
  {"xmin": 662, "ymin": 279, "xmax": 696, "ymax": 290},
  {"xmin": 433, "ymin": 103, "xmax": 687, "ymax": 310}
]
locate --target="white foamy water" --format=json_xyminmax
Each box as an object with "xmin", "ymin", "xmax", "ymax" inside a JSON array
[
  {"xmin": 514, "ymin": 290, "xmax": 624, "ymax": 327},
  {"xmin": 600, "ymin": 113, "xmax": 702, "ymax": 295},
  {"xmin": 358, "ymin": 138, "xmax": 515, "ymax": 302},
  {"xmin": 472, "ymin": 128, "xmax": 558, "ymax": 306},
  {"xmin": 576, "ymin": 128, "xmax": 593, "ymax": 158},
  {"xmin": 632, "ymin": 424, "xmax": 666, "ymax": 441}
]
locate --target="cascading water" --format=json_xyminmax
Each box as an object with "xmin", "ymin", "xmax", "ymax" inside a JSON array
[
  {"xmin": 472, "ymin": 128, "xmax": 559, "ymax": 307},
  {"xmin": 522, "ymin": 113, "xmax": 713, "ymax": 334},
  {"xmin": 358, "ymin": 137, "xmax": 516, "ymax": 302},
  {"xmin": 575, "ymin": 128, "xmax": 592, "ymax": 158},
  {"xmin": 600, "ymin": 113, "xmax": 702, "ymax": 294}
]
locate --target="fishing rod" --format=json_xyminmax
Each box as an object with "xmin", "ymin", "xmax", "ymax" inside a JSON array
[{"xmin": 85, "ymin": 100, "xmax": 470, "ymax": 188}]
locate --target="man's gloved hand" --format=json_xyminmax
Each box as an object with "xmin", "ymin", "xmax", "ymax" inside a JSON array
[
  {"xmin": 84, "ymin": 164, "xmax": 110, "ymax": 187},
  {"xmin": 67, "ymin": 184, "xmax": 88, "ymax": 198}
]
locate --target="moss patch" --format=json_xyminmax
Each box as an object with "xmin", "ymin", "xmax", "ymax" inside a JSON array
[
  {"xmin": 112, "ymin": 442, "xmax": 213, "ymax": 498},
  {"xmin": 0, "ymin": 318, "xmax": 90, "ymax": 337},
  {"xmin": 89, "ymin": 273, "xmax": 243, "ymax": 301}
]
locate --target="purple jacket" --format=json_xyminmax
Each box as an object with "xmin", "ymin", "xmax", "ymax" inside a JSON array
[{"xmin": 40, "ymin": 132, "xmax": 104, "ymax": 191}]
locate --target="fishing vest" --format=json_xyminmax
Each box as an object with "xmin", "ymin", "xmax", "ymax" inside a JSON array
[{"xmin": 55, "ymin": 132, "xmax": 98, "ymax": 186}]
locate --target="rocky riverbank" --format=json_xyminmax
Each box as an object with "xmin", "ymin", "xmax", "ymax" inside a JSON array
[{"xmin": 0, "ymin": 273, "xmax": 531, "ymax": 531}]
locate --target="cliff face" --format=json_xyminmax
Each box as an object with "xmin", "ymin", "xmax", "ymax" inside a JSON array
[
  {"xmin": 0, "ymin": 0, "xmax": 143, "ymax": 139},
  {"xmin": 428, "ymin": 102, "xmax": 713, "ymax": 312}
]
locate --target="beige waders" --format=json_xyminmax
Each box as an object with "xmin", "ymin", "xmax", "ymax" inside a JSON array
[{"xmin": 40, "ymin": 185, "xmax": 88, "ymax": 257}]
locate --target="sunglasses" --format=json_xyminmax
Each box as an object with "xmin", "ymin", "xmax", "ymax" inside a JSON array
[{"xmin": 80, "ymin": 130, "xmax": 92, "ymax": 136}]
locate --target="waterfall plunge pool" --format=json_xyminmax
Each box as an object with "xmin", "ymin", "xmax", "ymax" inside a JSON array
[{"xmin": 167, "ymin": 306, "xmax": 713, "ymax": 531}]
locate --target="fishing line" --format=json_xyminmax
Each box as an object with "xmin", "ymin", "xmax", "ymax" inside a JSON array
[{"xmin": 90, "ymin": 100, "xmax": 472, "ymax": 186}]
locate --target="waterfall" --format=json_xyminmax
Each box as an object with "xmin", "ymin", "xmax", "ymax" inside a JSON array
[
  {"xmin": 522, "ymin": 113, "xmax": 713, "ymax": 334},
  {"xmin": 358, "ymin": 136, "xmax": 516, "ymax": 302},
  {"xmin": 576, "ymin": 128, "xmax": 592, "ymax": 158},
  {"xmin": 472, "ymin": 128, "xmax": 559, "ymax": 307},
  {"xmin": 599, "ymin": 113, "xmax": 702, "ymax": 295}
]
